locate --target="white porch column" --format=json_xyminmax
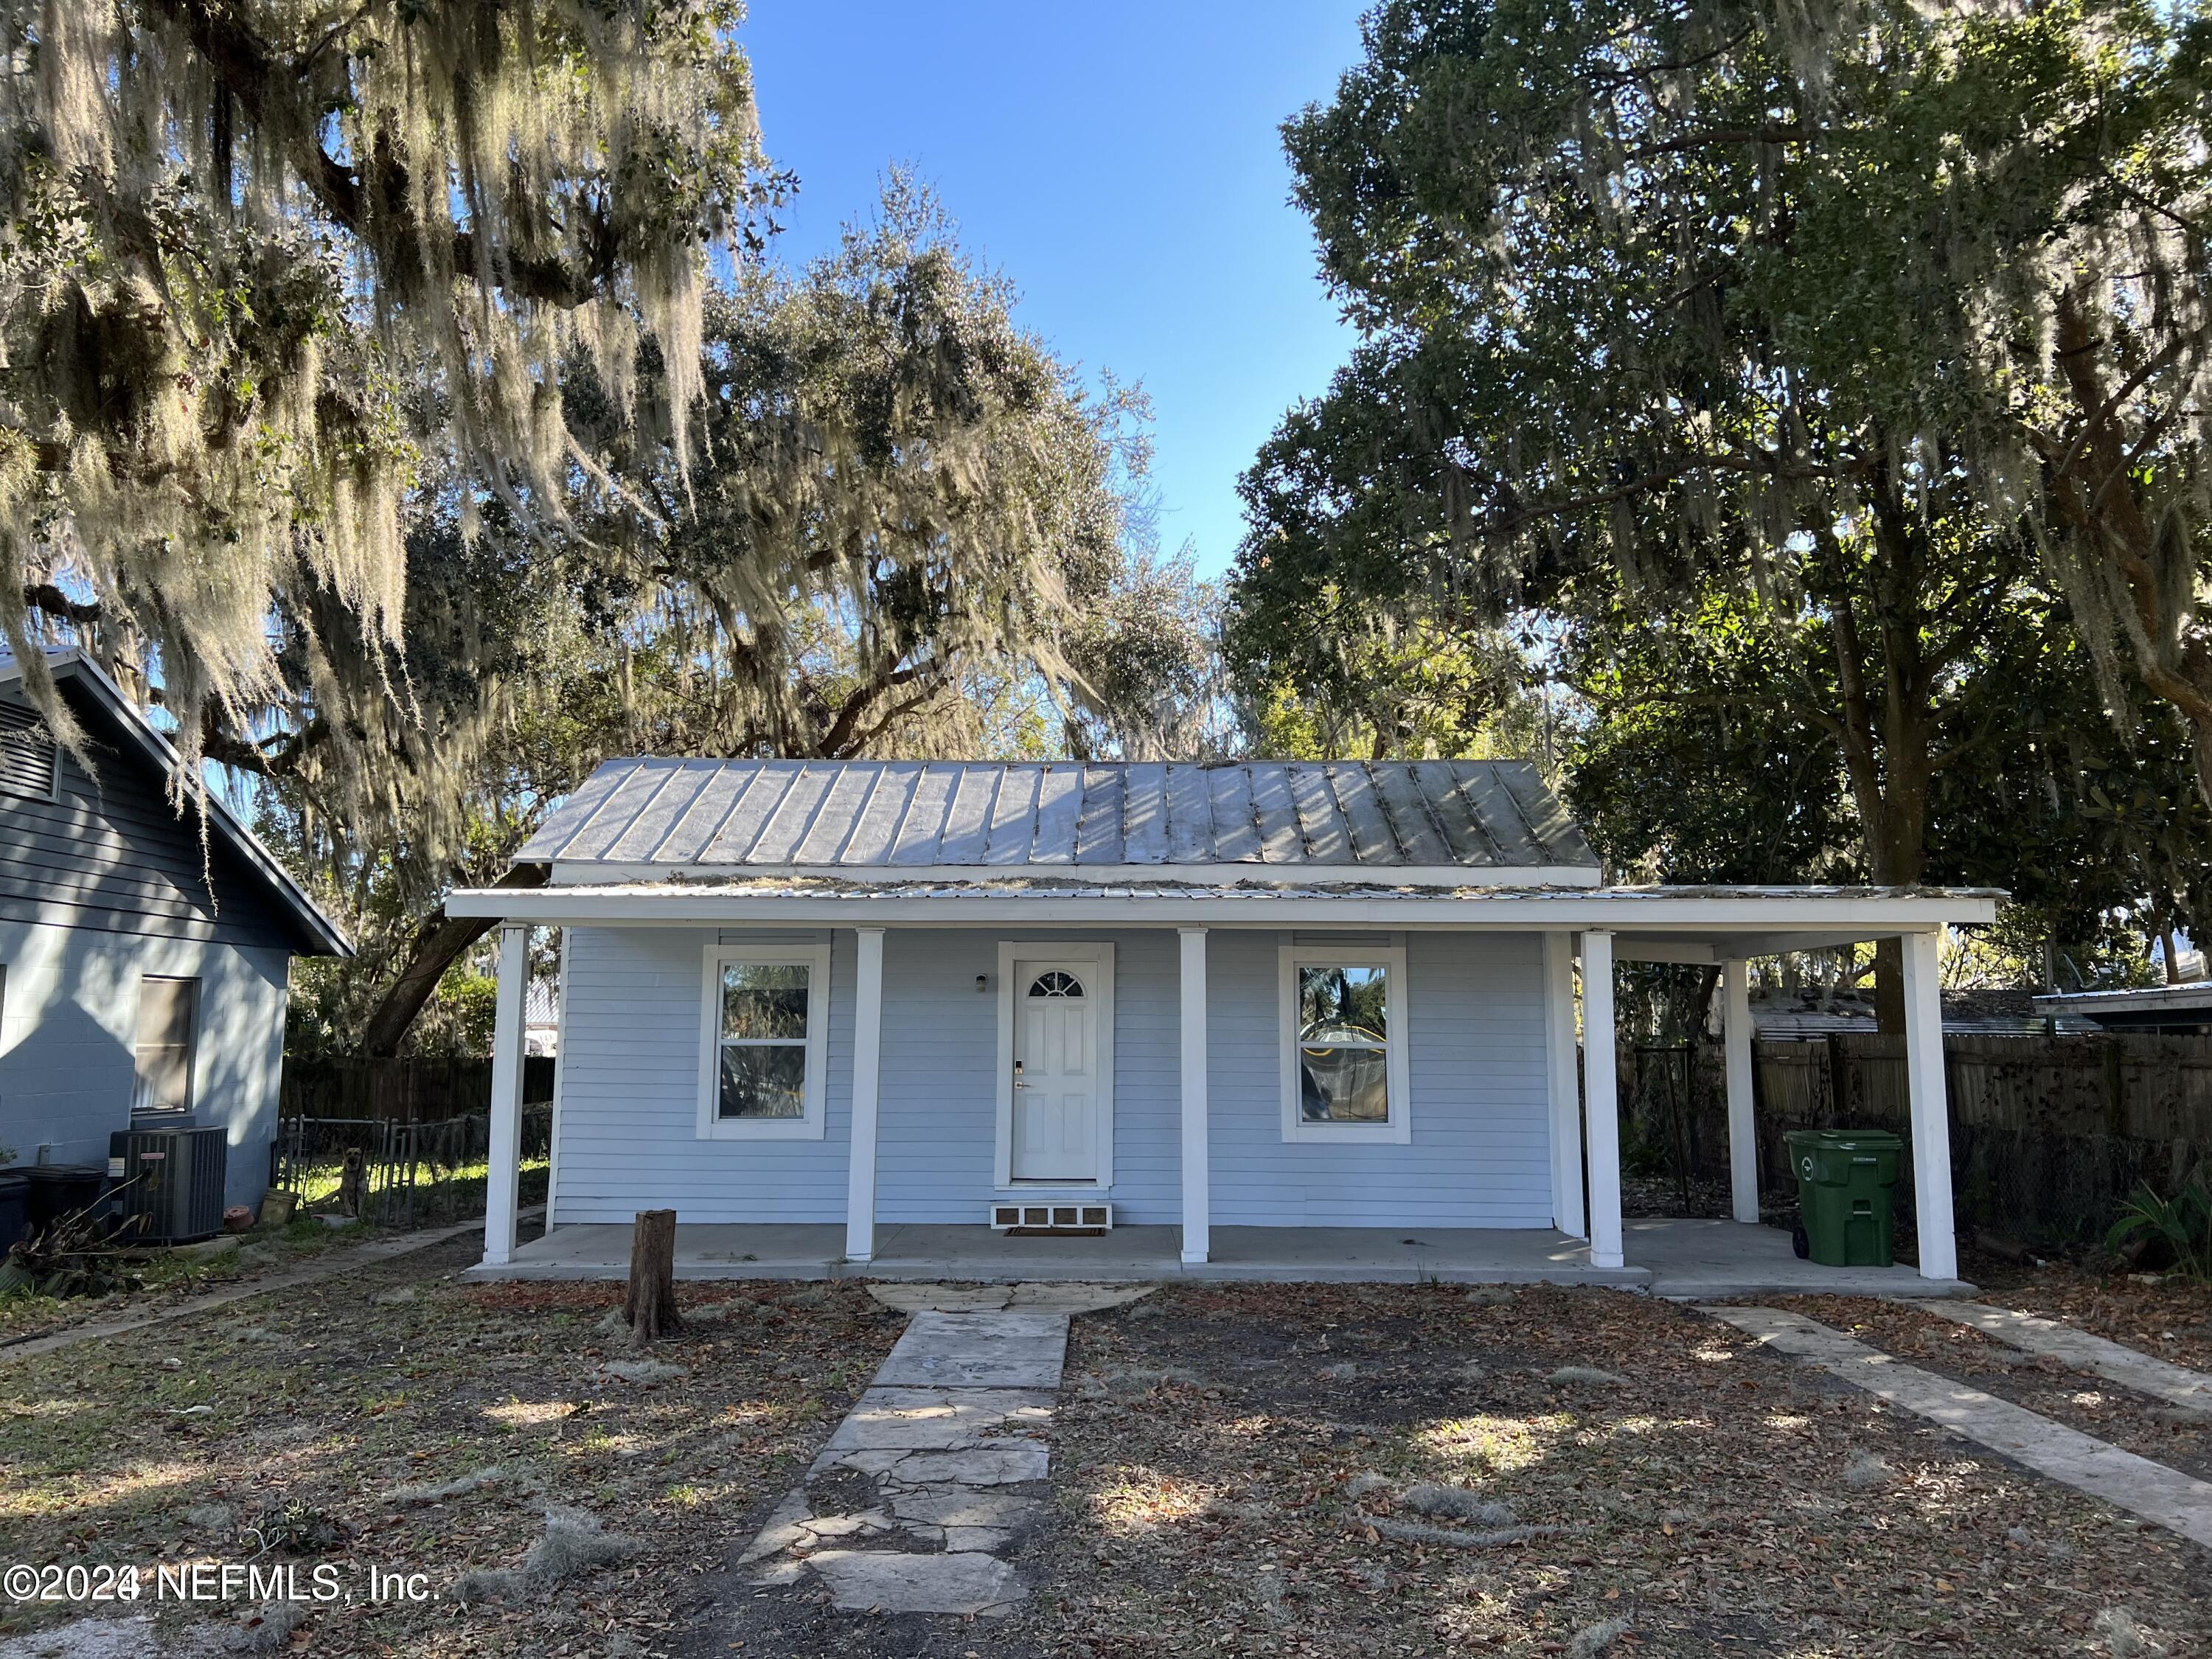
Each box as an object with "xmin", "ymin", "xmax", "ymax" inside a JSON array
[
  {"xmin": 1543, "ymin": 932, "xmax": 1586, "ymax": 1238},
  {"xmin": 482, "ymin": 922, "xmax": 529, "ymax": 1267},
  {"xmin": 1901, "ymin": 928, "xmax": 1960, "ymax": 1281},
  {"xmin": 1581, "ymin": 930, "xmax": 1624, "ymax": 1270},
  {"xmin": 1722, "ymin": 957, "xmax": 1759, "ymax": 1224},
  {"xmin": 1178, "ymin": 926, "xmax": 1210, "ymax": 1265},
  {"xmin": 844, "ymin": 927, "xmax": 886, "ymax": 1264}
]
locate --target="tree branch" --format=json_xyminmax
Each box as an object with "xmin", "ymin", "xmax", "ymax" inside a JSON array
[{"xmin": 359, "ymin": 863, "xmax": 551, "ymax": 1060}]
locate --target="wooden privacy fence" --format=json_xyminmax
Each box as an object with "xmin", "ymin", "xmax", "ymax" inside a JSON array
[
  {"xmin": 279, "ymin": 1055, "xmax": 556, "ymax": 1121},
  {"xmin": 1622, "ymin": 1033, "xmax": 2212, "ymax": 1246}
]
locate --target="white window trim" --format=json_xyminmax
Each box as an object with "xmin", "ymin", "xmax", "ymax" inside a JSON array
[
  {"xmin": 993, "ymin": 940, "xmax": 1116, "ymax": 1189},
  {"xmin": 1279, "ymin": 937, "xmax": 1412, "ymax": 1145},
  {"xmin": 697, "ymin": 937, "xmax": 832, "ymax": 1141}
]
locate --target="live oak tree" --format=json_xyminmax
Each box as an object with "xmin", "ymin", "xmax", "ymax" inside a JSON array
[
  {"xmin": 294, "ymin": 185, "xmax": 1216, "ymax": 1055},
  {"xmin": 2, "ymin": 1, "xmax": 768, "ymax": 821},
  {"xmin": 1231, "ymin": 0, "xmax": 2211, "ymax": 1020},
  {"xmin": 1565, "ymin": 579, "xmax": 2210, "ymax": 983}
]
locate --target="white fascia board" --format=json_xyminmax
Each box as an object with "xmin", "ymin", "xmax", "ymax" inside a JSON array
[
  {"xmin": 448, "ymin": 886, "xmax": 1998, "ymax": 933},
  {"xmin": 549, "ymin": 859, "xmax": 1608, "ymax": 889},
  {"xmin": 1612, "ymin": 939, "xmax": 1720, "ymax": 964}
]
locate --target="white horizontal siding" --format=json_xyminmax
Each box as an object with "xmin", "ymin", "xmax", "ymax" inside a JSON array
[
  {"xmin": 1204, "ymin": 929, "xmax": 1554, "ymax": 1228},
  {"xmin": 552, "ymin": 926, "xmax": 853, "ymax": 1222},
  {"xmin": 552, "ymin": 925, "xmax": 1554, "ymax": 1230}
]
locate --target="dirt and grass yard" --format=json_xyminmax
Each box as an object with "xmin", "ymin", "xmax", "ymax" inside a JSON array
[{"xmin": 0, "ymin": 1253, "xmax": 2205, "ymax": 1658}]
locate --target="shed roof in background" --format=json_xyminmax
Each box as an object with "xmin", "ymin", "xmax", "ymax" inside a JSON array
[
  {"xmin": 518, "ymin": 759, "xmax": 1601, "ymax": 883},
  {"xmin": 1752, "ymin": 988, "xmax": 2093, "ymax": 1038},
  {"xmin": 2032, "ymin": 983, "xmax": 2212, "ymax": 1033}
]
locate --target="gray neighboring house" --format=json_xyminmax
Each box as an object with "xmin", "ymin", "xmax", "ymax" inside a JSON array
[{"xmin": 1, "ymin": 647, "xmax": 349, "ymax": 1211}]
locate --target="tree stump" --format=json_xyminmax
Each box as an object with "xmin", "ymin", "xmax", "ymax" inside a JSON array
[{"xmin": 623, "ymin": 1209, "xmax": 682, "ymax": 1348}]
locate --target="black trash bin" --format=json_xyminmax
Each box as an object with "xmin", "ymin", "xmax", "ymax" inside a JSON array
[
  {"xmin": 23, "ymin": 1164, "xmax": 110, "ymax": 1236},
  {"xmin": 0, "ymin": 1170, "xmax": 29, "ymax": 1250}
]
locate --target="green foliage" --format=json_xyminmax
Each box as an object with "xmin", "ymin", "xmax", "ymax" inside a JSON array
[
  {"xmin": 1562, "ymin": 591, "xmax": 1861, "ymax": 886},
  {"xmin": 1231, "ymin": 0, "xmax": 2212, "ymax": 1026},
  {"xmin": 4, "ymin": 0, "xmax": 773, "ymax": 816},
  {"xmin": 1251, "ymin": 0, "xmax": 2212, "ymax": 800},
  {"xmin": 2105, "ymin": 1179, "xmax": 2212, "ymax": 1280},
  {"xmin": 269, "ymin": 179, "xmax": 1217, "ymax": 1051}
]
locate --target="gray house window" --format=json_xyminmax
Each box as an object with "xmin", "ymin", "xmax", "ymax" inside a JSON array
[
  {"xmin": 0, "ymin": 700, "xmax": 58, "ymax": 799},
  {"xmin": 133, "ymin": 976, "xmax": 199, "ymax": 1118}
]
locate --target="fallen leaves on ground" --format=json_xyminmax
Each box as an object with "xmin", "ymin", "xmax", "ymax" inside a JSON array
[
  {"xmin": 1025, "ymin": 1282, "xmax": 2208, "ymax": 1658},
  {"xmin": 1771, "ymin": 1293, "xmax": 2212, "ymax": 1483},
  {"xmin": 0, "ymin": 1238, "xmax": 902, "ymax": 1656}
]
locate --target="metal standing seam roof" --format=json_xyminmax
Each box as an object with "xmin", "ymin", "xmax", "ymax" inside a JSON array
[{"xmin": 517, "ymin": 759, "xmax": 1600, "ymax": 876}]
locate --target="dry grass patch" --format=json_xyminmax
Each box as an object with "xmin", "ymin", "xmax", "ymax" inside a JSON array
[
  {"xmin": 0, "ymin": 1239, "xmax": 902, "ymax": 1656},
  {"xmin": 1023, "ymin": 1281, "xmax": 2208, "ymax": 1658}
]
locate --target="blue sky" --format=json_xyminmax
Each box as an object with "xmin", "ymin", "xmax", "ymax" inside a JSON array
[{"xmin": 739, "ymin": 1, "xmax": 1368, "ymax": 578}]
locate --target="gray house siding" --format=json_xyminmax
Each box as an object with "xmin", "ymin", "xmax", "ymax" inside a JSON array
[
  {"xmin": 550, "ymin": 924, "xmax": 1553, "ymax": 1230},
  {"xmin": 0, "ymin": 683, "xmax": 292, "ymax": 949},
  {"xmin": 0, "ymin": 918, "xmax": 290, "ymax": 1211}
]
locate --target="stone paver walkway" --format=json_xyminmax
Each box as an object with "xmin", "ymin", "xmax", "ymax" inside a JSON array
[
  {"xmin": 1707, "ymin": 1305, "xmax": 2212, "ymax": 1548},
  {"xmin": 1920, "ymin": 1298, "xmax": 2212, "ymax": 1414},
  {"xmin": 737, "ymin": 1284, "xmax": 1144, "ymax": 1617}
]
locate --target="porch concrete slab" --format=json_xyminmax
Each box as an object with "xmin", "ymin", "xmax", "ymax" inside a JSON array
[
  {"xmin": 1191, "ymin": 1226, "xmax": 1644, "ymax": 1285},
  {"xmin": 1921, "ymin": 1301, "xmax": 2212, "ymax": 1413},
  {"xmin": 1629, "ymin": 1218, "xmax": 1975, "ymax": 1299},
  {"xmin": 874, "ymin": 1312, "xmax": 1068, "ymax": 1389},
  {"xmin": 1707, "ymin": 1306, "xmax": 2212, "ymax": 1549},
  {"xmin": 465, "ymin": 1222, "xmax": 846, "ymax": 1281},
  {"xmin": 467, "ymin": 1217, "xmax": 1964, "ymax": 1298},
  {"xmin": 820, "ymin": 1387, "xmax": 1054, "ymax": 1454}
]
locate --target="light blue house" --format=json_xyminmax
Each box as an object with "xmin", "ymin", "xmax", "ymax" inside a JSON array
[
  {"xmin": 1, "ymin": 649, "xmax": 350, "ymax": 1213},
  {"xmin": 454, "ymin": 759, "xmax": 1992, "ymax": 1287}
]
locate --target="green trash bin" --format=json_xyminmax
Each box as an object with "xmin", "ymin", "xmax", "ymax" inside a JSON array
[{"xmin": 1784, "ymin": 1129, "xmax": 1902, "ymax": 1267}]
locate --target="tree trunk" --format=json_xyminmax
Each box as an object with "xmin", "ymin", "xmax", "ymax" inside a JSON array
[
  {"xmin": 358, "ymin": 863, "xmax": 551, "ymax": 1057},
  {"xmin": 623, "ymin": 1209, "xmax": 681, "ymax": 1349},
  {"xmin": 2045, "ymin": 291, "xmax": 2212, "ymax": 810},
  {"xmin": 1827, "ymin": 581, "xmax": 1935, "ymax": 1037}
]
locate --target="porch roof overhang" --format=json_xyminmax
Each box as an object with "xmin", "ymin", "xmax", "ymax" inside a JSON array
[{"xmin": 447, "ymin": 876, "xmax": 1998, "ymax": 947}]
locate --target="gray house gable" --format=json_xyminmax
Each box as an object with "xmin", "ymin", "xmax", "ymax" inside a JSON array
[{"xmin": 0, "ymin": 652, "xmax": 347, "ymax": 957}]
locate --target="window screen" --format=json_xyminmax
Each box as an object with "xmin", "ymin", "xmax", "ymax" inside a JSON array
[{"xmin": 133, "ymin": 976, "xmax": 198, "ymax": 1117}]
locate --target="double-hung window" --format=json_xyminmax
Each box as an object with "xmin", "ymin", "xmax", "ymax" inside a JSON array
[
  {"xmin": 1279, "ymin": 940, "xmax": 1411, "ymax": 1144},
  {"xmin": 133, "ymin": 975, "xmax": 199, "ymax": 1119},
  {"xmin": 698, "ymin": 940, "xmax": 831, "ymax": 1140}
]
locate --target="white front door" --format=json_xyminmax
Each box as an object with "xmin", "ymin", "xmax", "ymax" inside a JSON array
[{"xmin": 1012, "ymin": 961, "xmax": 1099, "ymax": 1181}]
